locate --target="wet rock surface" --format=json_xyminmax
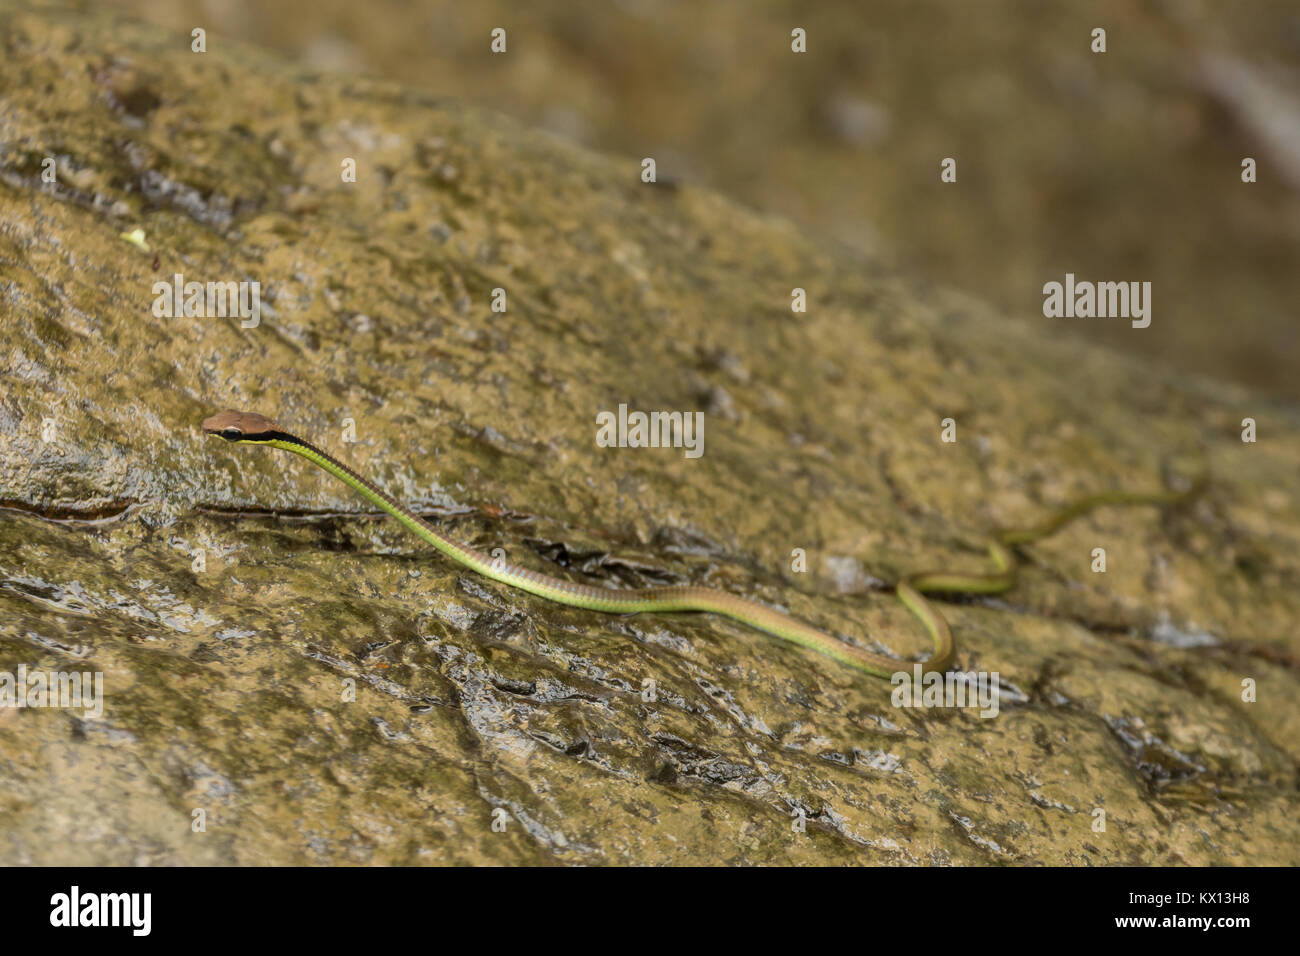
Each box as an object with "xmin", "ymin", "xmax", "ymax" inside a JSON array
[{"xmin": 1, "ymin": 2, "xmax": 1298, "ymax": 864}]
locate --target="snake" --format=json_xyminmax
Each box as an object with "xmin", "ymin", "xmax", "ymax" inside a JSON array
[{"xmin": 202, "ymin": 409, "xmax": 1203, "ymax": 680}]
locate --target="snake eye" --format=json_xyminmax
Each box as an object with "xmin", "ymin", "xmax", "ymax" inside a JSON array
[{"xmin": 220, "ymin": 428, "xmax": 243, "ymax": 441}]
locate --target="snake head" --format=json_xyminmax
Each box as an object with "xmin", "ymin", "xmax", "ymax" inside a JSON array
[{"xmin": 202, "ymin": 409, "xmax": 281, "ymax": 442}]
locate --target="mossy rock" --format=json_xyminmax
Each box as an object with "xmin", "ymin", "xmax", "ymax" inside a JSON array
[{"xmin": 0, "ymin": 2, "xmax": 1297, "ymax": 864}]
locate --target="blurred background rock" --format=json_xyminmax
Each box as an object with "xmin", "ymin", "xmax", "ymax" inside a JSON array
[{"xmin": 98, "ymin": 0, "xmax": 1300, "ymax": 399}]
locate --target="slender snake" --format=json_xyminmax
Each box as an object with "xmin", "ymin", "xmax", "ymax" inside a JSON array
[{"xmin": 202, "ymin": 409, "xmax": 1202, "ymax": 680}]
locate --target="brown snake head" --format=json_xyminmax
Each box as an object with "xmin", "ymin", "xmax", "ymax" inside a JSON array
[{"xmin": 202, "ymin": 409, "xmax": 282, "ymax": 441}]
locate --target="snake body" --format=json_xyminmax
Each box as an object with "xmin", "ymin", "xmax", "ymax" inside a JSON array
[{"xmin": 203, "ymin": 410, "xmax": 1200, "ymax": 680}]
